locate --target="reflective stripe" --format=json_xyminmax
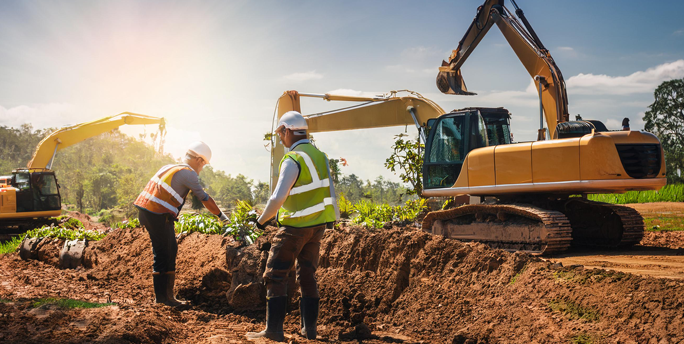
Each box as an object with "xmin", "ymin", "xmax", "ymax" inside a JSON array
[
  {"xmin": 289, "ymin": 178, "xmax": 329, "ymax": 195},
  {"xmin": 141, "ymin": 191, "xmax": 179, "ymax": 215},
  {"xmin": 288, "ymin": 150, "xmax": 327, "ymax": 196},
  {"xmin": 151, "ymin": 175, "xmax": 184, "ymax": 204},
  {"xmin": 288, "ymin": 197, "xmax": 334, "ymax": 218}
]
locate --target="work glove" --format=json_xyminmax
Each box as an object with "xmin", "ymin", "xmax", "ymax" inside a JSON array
[
  {"xmin": 250, "ymin": 218, "xmax": 267, "ymax": 230},
  {"xmin": 218, "ymin": 211, "xmax": 229, "ymax": 223}
]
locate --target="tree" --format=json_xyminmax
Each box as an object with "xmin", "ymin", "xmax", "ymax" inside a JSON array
[
  {"xmin": 384, "ymin": 133, "xmax": 424, "ymax": 197},
  {"xmin": 644, "ymin": 78, "xmax": 684, "ymax": 184}
]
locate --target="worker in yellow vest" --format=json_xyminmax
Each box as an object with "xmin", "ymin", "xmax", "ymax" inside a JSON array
[
  {"xmin": 246, "ymin": 111, "xmax": 339, "ymax": 342},
  {"xmin": 134, "ymin": 141, "xmax": 228, "ymax": 307}
]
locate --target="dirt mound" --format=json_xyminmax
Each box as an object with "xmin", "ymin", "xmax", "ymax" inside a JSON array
[
  {"xmin": 2, "ymin": 225, "xmax": 684, "ymax": 343},
  {"xmin": 65, "ymin": 211, "xmax": 108, "ymax": 232},
  {"xmin": 642, "ymin": 230, "xmax": 684, "ymax": 249}
]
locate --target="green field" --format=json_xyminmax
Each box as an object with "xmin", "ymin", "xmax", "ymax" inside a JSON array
[{"xmin": 588, "ymin": 184, "xmax": 683, "ymax": 204}]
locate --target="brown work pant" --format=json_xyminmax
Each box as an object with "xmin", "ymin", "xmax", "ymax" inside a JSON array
[{"xmin": 263, "ymin": 224, "xmax": 326, "ymax": 298}]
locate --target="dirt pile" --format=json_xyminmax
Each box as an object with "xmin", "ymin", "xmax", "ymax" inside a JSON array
[{"xmin": 1, "ymin": 223, "xmax": 684, "ymax": 343}]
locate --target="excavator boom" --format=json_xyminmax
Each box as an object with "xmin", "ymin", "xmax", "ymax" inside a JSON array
[
  {"xmin": 27, "ymin": 112, "xmax": 166, "ymax": 170},
  {"xmin": 437, "ymin": 0, "xmax": 569, "ymax": 138},
  {"xmin": 270, "ymin": 90, "xmax": 444, "ymax": 190}
]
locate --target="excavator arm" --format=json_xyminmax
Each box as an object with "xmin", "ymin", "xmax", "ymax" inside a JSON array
[
  {"xmin": 437, "ymin": 0, "xmax": 569, "ymax": 138},
  {"xmin": 270, "ymin": 90, "xmax": 445, "ymax": 190},
  {"xmin": 27, "ymin": 112, "xmax": 166, "ymax": 169}
]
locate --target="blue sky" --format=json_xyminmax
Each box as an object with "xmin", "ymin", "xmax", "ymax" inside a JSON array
[{"xmin": 1, "ymin": 0, "xmax": 683, "ymax": 184}]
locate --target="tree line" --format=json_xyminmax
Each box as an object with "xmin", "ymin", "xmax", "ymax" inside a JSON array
[{"xmin": 0, "ymin": 125, "xmax": 412, "ymax": 222}]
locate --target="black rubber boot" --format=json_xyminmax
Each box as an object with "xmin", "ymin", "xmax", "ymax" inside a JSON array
[
  {"xmin": 300, "ymin": 297, "xmax": 319, "ymax": 339},
  {"xmin": 246, "ymin": 296, "xmax": 287, "ymax": 342},
  {"xmin": 152, "ymin": 272, "xmax": 186, "ymax": 307},
  {"xmin": 164, "ymin": 271, "xmax": 187, "ymax": 307}
]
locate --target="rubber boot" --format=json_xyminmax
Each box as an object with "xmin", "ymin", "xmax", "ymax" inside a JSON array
[
  {"xmin": 300, "ymin": 297, "xmax": 319, "ymax": 339},
  {"xmin": 246, "ymin": 296, "xmax": 287, "ymax": 342},
  {"xmin": 152, "ymin": 272, "xmax": 186, "ymax": 307},
  {"xmin": 164, "ymin": 271, "xmax": 188, "ymax": 307}
]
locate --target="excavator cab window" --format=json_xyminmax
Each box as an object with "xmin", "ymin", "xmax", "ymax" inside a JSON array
[
  {"xmin": 424, "ymin": 111, "xmax": 496, "ymax": 189},
  {"xmin": 13, "ymin": 171, "xmax": 61, "ymax": 212},
  {"xmin": 481, "ymin": 111, "xmax": 512, "ymax": 145},
  {"xmin": 424, "ymin": 113, "xmax": 467, "ymax": 189}
]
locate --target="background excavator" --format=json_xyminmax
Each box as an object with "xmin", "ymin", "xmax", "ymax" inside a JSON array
[
  {"xmin": 0, "ymin": 113, "xmax": 165, "ymax": 233},
  {"xmin": 270, "ymin": 0, "xmax": 666, "ymax": 255}
]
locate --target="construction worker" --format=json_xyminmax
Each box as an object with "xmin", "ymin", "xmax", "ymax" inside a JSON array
[
  {"xmin": 246, "ymin": 111, "xmax": 339, "ymax": 342},
  {"xmin": 134, "ymin": 141, "xmax": 228, "ymax": 307}
]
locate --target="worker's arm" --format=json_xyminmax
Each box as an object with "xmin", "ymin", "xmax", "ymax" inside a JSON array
[
  {"xmin": 257, "ymin": 158, "xmax": 299, "ymax": 225},
  {"xmin": 177, "ymin": 169, "xmax": 228, "ymax": 220}
]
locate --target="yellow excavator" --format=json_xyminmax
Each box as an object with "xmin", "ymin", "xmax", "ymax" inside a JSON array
[
  {"xmin": 270, "ymin": 2, "xmax": 666, "ymax": 255},
  {"xmin": 0, "ymin": 113, "xmax": 165, "ymax": 232}
]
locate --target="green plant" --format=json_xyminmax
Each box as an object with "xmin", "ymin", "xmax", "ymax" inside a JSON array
[
  {"xmin": 571, "ymin": 333, "xmax": 598, "ymax": 344},
  {"xmin": 175, "ymin": 201, "xmax": 262, "ymax": 243},
  {"xmin": 385, "ymin": 133, "xmax": 424, "ymax": 197},
  {"xmin": 175, "ymin": 213, "xmax": 224, "ymax": 235},
  {"xmin": 114, "ymin": 218, "xmax": 140, "ymax": 229},
  {"xmin": 337, "ymin": 193, "xmax": 354, "ymax": 219},
  {"xmin": 61, "ymin": 217, "xmax": 84, "ymax": 230},
  {"xmin": 644, "ymin": 78, "xmax": 684, "ymax": 184},
  {"xmin": 0, "ymin": 236, "xmax": 23, "ymax": 255},
  {"xmin": 31, "ymin": 298, "xmax": 115, "ymax": 309},
  {"xmin": 548, "ymin": 299, "xmax": 599, "ymax": 322},
  {"xmin": 222, "ymin": 200, "xmax": 261, "ymax": 244},
  {"xmin": 0, "ymin": 299, "xmax": 10, "ymax": 303},
  {"xmin": 351, "ymin": 199, "xmax": 427, "ymax": 229},
  {"xmin": 25, "ymin": 225, "xmax": 106, "ymax": 241},
  {"xmin": 509, "ymin": 265, "xmax": 528, "ymax": 285}
]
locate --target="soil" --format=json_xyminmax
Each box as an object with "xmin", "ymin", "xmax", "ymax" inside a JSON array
[{"xmin": 1, "ymin": 203, "xmax": 684, "ymax": 343}]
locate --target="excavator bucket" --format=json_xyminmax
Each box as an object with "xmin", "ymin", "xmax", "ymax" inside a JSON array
[{"xmin": 436, "ymin": 65, "xmax": 477, "ymax": 96}]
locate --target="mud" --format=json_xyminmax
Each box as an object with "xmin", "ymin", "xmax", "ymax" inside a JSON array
[{"xmin": 1, "ymin": 205, "xmax": 684, "ymax": 343}]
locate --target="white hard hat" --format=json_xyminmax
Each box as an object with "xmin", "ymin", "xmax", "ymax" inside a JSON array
[
  {"xmin": 277, "ymin": 111, "xmax": 308, "ymax": 132},
  {"xmin": 187, "ymin": 141, "xmax": 212, "ymax": 164}
]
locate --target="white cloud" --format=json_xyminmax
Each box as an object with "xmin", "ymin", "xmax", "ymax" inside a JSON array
[
  {"xmin": 673, "ymin": 29, "xmax": 684, "ymax": 36},
  {"xmin": 325, "ymin": 89, "xmax": 384, "ymax": 98},
  {"xmin": 400, "ymin": 46, "xmax": 441, "ymax": 60},
  {"xmin": 566, "ymin": 59, "xmax": 684, "ymax": 95},
  {"xmin": 0, "ymin": 103, "xmax": 79, "ymax": 129},
  {"xmin": 282, "ymin": 70, "xmax": 323, "ymax": 82}
]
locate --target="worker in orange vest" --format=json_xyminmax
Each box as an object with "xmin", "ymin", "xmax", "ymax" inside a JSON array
[{"xmin": 134, "ymin": 141, "xmax": 228, "ymax": 306}]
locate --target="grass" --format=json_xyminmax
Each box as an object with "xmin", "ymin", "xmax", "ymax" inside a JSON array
[
  {"xmin": 548, "ymin": 298, "xmax": 600, "ymax": 322},
  {"xmin": 0, "ymin": 236, "xmax": 24, "ymax": 255},
  {"xmin": 509, "ymin": 265, "xmax": 527, "ymax": 285},
  {"xmin": 571, "ymin": 333, "xmax": 599, "ymax": 344},
  {"xmin": 0, "ymin": 298, "xmax": 11, "ymax": 303},
  {"xmin": 31, "ymin": 298, "xmax": 115, "ymax": 309},
  {"xmin": 644, "ymin": 215, "xmax": 684, "ymax": 232},
  {"xmin": 588, "ymin": 184, "xmax": 683, "ymax": 204}
]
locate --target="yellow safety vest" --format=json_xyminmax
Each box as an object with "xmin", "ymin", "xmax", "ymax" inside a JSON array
[
  {"xmin": 134, "ymin": 165, "xmax": 192, "ymax": 217},
  {"xmin": 278, "ymin": 143, "xmax": 336, "ymax": 228}
]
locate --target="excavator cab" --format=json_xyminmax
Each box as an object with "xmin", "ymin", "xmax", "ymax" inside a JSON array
[
  {"xmin": 423, "ymin": 107, "xmax": 512, "ymax": 189},
  {"xmin": 12, "ymin": 170, "xmax": 61, "ymax": 213}
]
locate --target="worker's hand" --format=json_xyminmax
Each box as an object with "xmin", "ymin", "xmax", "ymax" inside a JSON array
[
  {"xmin": 218, "ymin": 211, "xmax": 229, "ymax": 223},
  {"xmin": 250, "ymin": 218, "xmax": 267, "ymax": 230}
]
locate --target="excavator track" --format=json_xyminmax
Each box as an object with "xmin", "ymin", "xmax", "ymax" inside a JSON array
[
  {"xmin": 559, "ymin": 198, "xmax": 644, "ymax": 247},
  {"xmin": 422, "ymin": 204, "xmax": 572, "ymax": 255}
]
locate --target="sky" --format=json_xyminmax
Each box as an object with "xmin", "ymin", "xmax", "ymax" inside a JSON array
[{"xmin": 1, "ymin": 0, "xmax": 683, "ymax": 185}]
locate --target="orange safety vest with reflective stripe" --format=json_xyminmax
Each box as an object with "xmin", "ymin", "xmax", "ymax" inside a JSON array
[{"xmin": 134, "ymin": 165, "xmax": 193, "ymax": 217}]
